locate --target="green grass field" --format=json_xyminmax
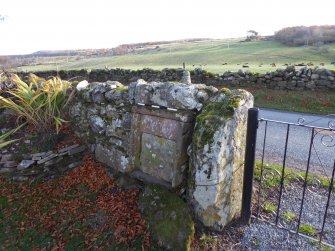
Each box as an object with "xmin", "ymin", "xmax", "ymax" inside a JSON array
[{"xmin": 17, "ymin": 39, "xmax": 335, "ymax": 73}]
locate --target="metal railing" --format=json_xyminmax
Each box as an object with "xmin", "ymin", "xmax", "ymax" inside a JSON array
[{"xmin": 242, "ymin": 108, "xmax": 335, "ymax": 248}]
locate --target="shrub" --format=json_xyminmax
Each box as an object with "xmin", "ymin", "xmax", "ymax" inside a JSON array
[{"xmin": 0, "ymin": 73, "xmax": 74, "ymax": 134}]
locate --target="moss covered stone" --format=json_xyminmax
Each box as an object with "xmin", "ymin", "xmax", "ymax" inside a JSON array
[
  {"xmin": 114, "ymin": 86, "xmax": 128, "ymax": 92},
  {"xmin": 193, "ymin": 90, "xmax": 241, "ymax": 148},
  {"xmin": 139, "ymin": 184, "xmax": 195, "ymax": 251}
]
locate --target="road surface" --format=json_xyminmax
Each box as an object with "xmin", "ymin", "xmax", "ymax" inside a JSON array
[{"xmin": 256, "ymin": 109, "xmax": 335, "ymax": 176}]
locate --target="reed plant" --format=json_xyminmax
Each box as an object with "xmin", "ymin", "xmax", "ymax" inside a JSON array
[{"xmin": 0, "ymin": 73, "xmax": 74, "ymax": 134}]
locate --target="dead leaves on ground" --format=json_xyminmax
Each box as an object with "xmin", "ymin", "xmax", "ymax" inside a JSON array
[{"xmin": 0, "ymin": 156, "xmax": 151, "ymax": 250}]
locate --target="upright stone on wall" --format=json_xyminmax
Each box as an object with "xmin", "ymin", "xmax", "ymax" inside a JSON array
[{"xmin": 188, "ymin": 88, "xmax": 253, "ymax": 230}]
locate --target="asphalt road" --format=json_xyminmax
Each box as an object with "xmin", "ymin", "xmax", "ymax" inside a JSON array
[{"xmin": 256, "ymin": 108, "xmax": 335, "ymax": 176}]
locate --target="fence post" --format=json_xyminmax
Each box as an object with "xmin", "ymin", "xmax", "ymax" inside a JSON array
[{"xmin": 241, "ymin": 108, "xmax": 259, "ymax": 224}]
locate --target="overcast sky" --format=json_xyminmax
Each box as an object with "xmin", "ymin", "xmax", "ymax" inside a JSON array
[{"xmin": 1, "ymin": 0, "xmax": 335, "ymax": 55}]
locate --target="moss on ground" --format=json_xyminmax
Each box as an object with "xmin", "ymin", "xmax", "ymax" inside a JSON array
[{"xmin": 139, "ymin": 184, "xmax": 195, "ymax": 251}]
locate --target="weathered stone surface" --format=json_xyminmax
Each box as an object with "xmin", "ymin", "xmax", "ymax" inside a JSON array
[
  {"xmin": 1, "ymin": 154, "xmax": 13, "ymax": 162},
  {"xmin": 139, "ymin": 184, "xmax": 195, "ymax": 251},
  {"xmin": 188, "ymin": 89, "xmax": 253, "ymax": 230},
  {"xmin": 131, "ymin": 79, "xmax": 217, "ymax": 110},
  {"xmin": 18, "ymin": 67, "xmax": 335, "ymax": 91},
  {"xmin": 89, "ymin": 115, "xmax": 106, "ymax": 134},
  {"xmin": 68, "ymin": 145, "xmax": 86, "ymax": 155},
  {"xmin": 140, "ymin": 133, "xmax": 176, "ymax": 181},
  {"xmin": 311, "ymin": 74, "xmax": 319, "ymax": 80},
  {"xmin": 68, "ymin": 79, "xmax": 257, "ymax": 232},
  {"xmin": 44, "ymin": 157, "xmax": 63, "ymax": 167},
  {"xmin": 31, "ymin": 152, "xmax": 46, "ymax": 158},
  {"xmin": 17, "ymin": 160, "xmax": 35, "ymax": 170},
  {"xmin": 37, "ymin": 153, "xmax": 57, "ymax": 165},
  {"xmin": 181, "ymin": 70, "xmax": 191, "ymax": 84},
  {"xmin": 0, "ymin": 167, "xmax": 16, "ymax": 173},
  {"xmin": 58, "ymin": 144, "xmax": 80, "ymax": 153},
  {"xmin": 76, "ymin": 80, "xmax": 89, "ymax": 91},
  {"xmin": 131, "ymin": 107, "xmax": 195, "ymax": 187},
  {"xmin": 95, "ymin": 144, "xmax": 130, "ymax": 173},
  {"xmin": 3, "ymin": 161, "xmax": 18, "ymax": 168}
]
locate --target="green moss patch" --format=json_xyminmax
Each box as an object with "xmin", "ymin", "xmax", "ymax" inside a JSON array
[
  {"xmin": 139, "ymin": 184, "xmax": 195, "ymax": 251},
  {"xmin": 193, "ymin": 89, "xmax": 240, "ymax": 148},
  {"xmin": 114, "ymin": 86, "xmax": 129, "ymax": 92}
]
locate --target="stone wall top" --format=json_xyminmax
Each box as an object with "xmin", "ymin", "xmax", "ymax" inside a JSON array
[{"xmin": 18, "ymin": 66, "xmax": 335, "ymax": 90}]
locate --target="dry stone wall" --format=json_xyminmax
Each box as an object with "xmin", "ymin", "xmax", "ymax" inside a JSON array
[
  {"xmin": 20, "ymin": 66, "xmax": 335, "ymax": 90},
  {"xmin": 68, "ymin": 78, "xmax": 253, "ymax": 231}
]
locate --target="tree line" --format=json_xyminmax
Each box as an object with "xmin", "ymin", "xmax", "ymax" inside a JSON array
[{"xmin": 274, "ymin": 25, "xmax": 335, "ymax": 46}]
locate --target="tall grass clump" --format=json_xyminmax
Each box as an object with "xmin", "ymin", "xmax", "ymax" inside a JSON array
[{"xmin": 0, "ymin": 72, "xmax": 74, "ymax": 135}]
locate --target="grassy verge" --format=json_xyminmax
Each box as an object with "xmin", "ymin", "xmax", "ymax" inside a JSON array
[
  {"xmin": 254, "ymin": 161, "xmax": 334, "ymax": 189},
  {"xmin": 246, "ymin": 87, "xmax": 335, "ymax": 114}
]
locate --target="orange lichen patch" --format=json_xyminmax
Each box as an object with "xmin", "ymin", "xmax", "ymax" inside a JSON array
[{"xmin": 0, "ymin": 156, "xmax": 151, "ymax": 250}]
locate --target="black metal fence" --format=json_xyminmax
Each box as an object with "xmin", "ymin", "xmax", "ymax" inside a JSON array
[{"xmin": 242, "ymin": 108, "xmax": 335, "ymax": 248}]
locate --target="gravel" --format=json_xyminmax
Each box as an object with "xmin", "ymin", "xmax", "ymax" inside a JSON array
[
  {"xmin": 241, "ymin": 222, "xmax": 320, "ymax": 251},
  {"xmin": 237, "ymin": 181, "xmax": 335, "ymax": 250}
]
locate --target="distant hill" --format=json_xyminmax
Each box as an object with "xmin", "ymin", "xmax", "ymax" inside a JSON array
[
  {"xmin": 5, "ymin": 38, "xmax": 335, "ymax": 73},
  {"xmin": 10, "ymin": 38, "xmax": 212, "ymax": 58}
]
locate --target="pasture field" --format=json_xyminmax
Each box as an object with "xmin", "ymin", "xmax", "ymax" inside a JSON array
[{"xmin": 17, "ymin": 39, "xmax": 335, "ymax": 73}]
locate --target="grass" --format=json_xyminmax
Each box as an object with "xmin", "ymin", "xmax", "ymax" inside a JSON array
[
  {"xmin": 16, "ymin": 39, "xmax": 335, "ymax": 73},
  {"xmin": 254, "ymin": 161, "xmax": 334, "ymax": 189},
  {"xmin": 282, "ymin": 211, "xmax": 297, "ymax": 223},
  {"xmin": 263, "ymin": 202, "xmax": 277, "ymax": 214},
  {"xmin": 299, "ymin": 224, "xmax": 318, "ymax": 237},
  {"xmin": 246, "ymin": 87, "xmax": 335, "ymax": 115}
]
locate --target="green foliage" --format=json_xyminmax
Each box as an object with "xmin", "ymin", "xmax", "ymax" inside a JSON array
[
  {"xmin": 299, "ymin": 224, "xmax": 318, "ymax": 237},
  {"xmin": 0, "ymin": 73, "xmax": 74, "ymax": 134},
  {"xmin": 282, "ymin": 211, "xmax": 297, "ymax": 223},
  {"xmin": 0, "ymin": 122, "xmax": 26, "ymax": 149},
  {"xmin": 263, "ymin": 202, "xmax": 277, "ymax": 214},
  {"xmin": 254, "ymin": 161, "xmax": 335, "ymax": 189}
]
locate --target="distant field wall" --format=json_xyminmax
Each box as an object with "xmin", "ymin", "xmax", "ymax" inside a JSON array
[{"xmin": 17, "ymin": 67, "xmax": 335, "ymax": 90}]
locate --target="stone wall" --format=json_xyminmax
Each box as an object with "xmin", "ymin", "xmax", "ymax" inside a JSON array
[
  {"xmin": 68, "ymin": 78, "xmax": 253, "ymax": 230},
  {"xmin": 19, "ymin": 66, "xmax": 335, "ymax": 90}
]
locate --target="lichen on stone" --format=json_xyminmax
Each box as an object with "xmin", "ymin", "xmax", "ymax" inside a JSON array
[
  {"xmin": 114, "ymin": 86, "xmax": 128, "ymax": 92},
  {"xmin": 192, "ymin": 90, "xmax": 241, "ymax": 148}
]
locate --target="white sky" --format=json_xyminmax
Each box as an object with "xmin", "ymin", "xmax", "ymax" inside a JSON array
[{"xmin": 1, "ymin": 0, "xmax": 335, "ymax": 55}]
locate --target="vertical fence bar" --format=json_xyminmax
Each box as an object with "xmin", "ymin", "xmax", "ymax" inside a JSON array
[
  {"xmin": 275, "ymin": 124, "xmax": 290, "ymax": 226},
  {"xmin": 256, "ymin": 121, "xmax": 268, "ymax": 219},
  {"xmin": 320, "ymin": 159, "xmax": 335, "ymax": 243},
  {"xmin": 297, "ymin": 128, "xmax": 315, "ymax": 232},
  {"xmin": 241, "ymin": 108, "xmax": 259, "ymax": 224}
]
